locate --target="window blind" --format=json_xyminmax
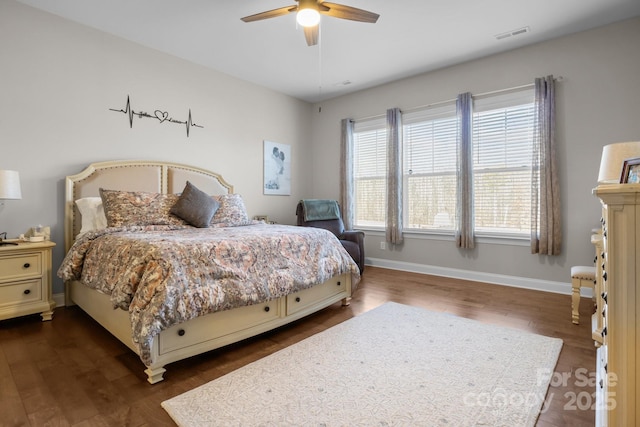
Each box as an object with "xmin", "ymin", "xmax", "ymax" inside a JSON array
[
  {"xmin": 351, "ymin": 87, "xmax": 535, "ymax": 237},
  {"xmin": 472, "ymin": 89, "xmax": 534, "ymax": 234},
  {"xmin": 403, "ymin": 104, "xmax": 457, "ymax": 230},
  {"xmin": 353, "ymin": 117, "xmax": 387, "ymax": 227}
]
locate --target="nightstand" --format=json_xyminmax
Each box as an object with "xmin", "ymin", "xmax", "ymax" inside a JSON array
[{"xmin": 0, "ymin": 240, "xmax": 56, "ymax": 321}]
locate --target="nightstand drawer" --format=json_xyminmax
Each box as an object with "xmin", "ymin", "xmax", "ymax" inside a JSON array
[
  {"xmin": 0, "ymin": 253, "xmax": 42, "ymax": 282},
  {"xmin": 0, "ymin": 278, "xmax": 42, "ymax": 307}
]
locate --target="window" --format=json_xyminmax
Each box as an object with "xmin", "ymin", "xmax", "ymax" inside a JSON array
[
  {"xmin": 352, "ymin": 88, "xmax": 535, "ymax": 237},
  {"xmin": 403, "ymin": 104, "xmax": 457, "ymax": 231},
  {"xmin": 472, "ymin": 90, "xmax": 534, "ymax": 235},
  {"xmin": 353, "ymin": 117, "xmax": 386, "ymax": 228}
]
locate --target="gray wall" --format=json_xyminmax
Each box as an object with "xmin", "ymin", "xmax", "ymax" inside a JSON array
[
  {"xmin": 310, "ymin": 17, "xmax": 640, "ymax": 289},
  {"xmin": 1, "ymin": 1, "xmax": 313, "ymax": 296}
]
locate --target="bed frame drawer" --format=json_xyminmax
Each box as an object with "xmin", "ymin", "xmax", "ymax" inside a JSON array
[
  {"xmin": 286, "ymin": 276, "xmax": 347, "ymax": 315},
  {"xmin": 158, "ymin": 300, "xmax": 282, "ymax": 355}
]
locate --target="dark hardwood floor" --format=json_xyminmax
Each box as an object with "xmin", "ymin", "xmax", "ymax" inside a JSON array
[{"xmin": 0, "ymin": 266, "xmax": 595, "ymax": 426}]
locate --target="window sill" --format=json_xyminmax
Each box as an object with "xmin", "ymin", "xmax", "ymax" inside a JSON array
[{"xmin": 357, "ymin": 228, "xmax": 530, "ymax": 247}]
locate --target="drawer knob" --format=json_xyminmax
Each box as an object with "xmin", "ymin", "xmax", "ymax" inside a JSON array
[
  {"xmin": 336, "ymin": 281, "xmax": 341, "ymax": 286},
  {"xmin": 23, "ymin": 263, "xmax": 31, "ymax": 269},
  {"xmin": 295, "ymin": 297, "xmax": 301, "ymax": 303},
  {"xmin": 264, "ymin": 306, "xmax": 270, "ymax": 312},
  {"xmin": 178, "ymin": 329, "xmax": 185, "ymax": 336},
  {"xmin": 23, "ymin": 289, "xmax": 31, "ymax": 295}
]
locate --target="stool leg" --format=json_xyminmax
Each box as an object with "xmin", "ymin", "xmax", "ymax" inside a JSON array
[{"xmin": 571, "ymin": 279, "xmax": 580, "ymax": 324}]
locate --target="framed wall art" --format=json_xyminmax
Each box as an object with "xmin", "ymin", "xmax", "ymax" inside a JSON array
[{"xmin": 263, "ymin": 140, "xmax": 291, "ymax": 195}]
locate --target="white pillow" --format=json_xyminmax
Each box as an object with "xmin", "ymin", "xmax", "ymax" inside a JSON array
[{"xmin": 75, "ymin": 197, "xmax": 108, "ymax": 236}]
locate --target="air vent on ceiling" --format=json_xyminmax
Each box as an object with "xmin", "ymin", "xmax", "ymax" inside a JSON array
[
  {"xmin": 334, "ymin": 80, "xmax": 352, "ymax": 87},
  {"xmin": 495, "ymin": 26, "xmax": 530, "ymax": 40}
]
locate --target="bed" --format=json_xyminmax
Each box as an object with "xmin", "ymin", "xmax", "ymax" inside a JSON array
[{"xmin": 58, "ymin": 160, "xmax": 360, "ymax": 384}]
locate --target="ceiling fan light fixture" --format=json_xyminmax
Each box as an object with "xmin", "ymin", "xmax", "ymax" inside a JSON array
[{"xmin": 296, "ymin": 8, "xmax": 320, "ymax": 27}]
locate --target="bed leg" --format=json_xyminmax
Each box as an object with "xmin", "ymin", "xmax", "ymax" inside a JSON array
[
  {"xmin": 144, "ymin": 366, "xmax": 166, "ymax": 384},
  {"xmin": 341, "ymin": 297, "xmax": 351, "ymax": 306},
  {"xmin": 64, "ymin": 281, "xmax": 76, "ymax": 307}
]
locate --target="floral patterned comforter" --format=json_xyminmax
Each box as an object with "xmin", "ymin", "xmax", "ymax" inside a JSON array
[{"xmin": 57, "ymin": 223, "xmax": 361, "ymax": 365}]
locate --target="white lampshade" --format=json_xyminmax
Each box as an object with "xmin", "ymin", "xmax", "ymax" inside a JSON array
[
  {"xmin": 597, "ymin": 141, "xmax": 640, "ymax": 184},
  {"xmin": 0, "ymin": 170, "xmax": 22, "ymax": 199}
]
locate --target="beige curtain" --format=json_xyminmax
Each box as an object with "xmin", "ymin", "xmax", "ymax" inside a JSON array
[
  {"xmin": 386, "ymin": 108, "xmax": 403, "ymax": 244},
  {"xmin": 340, "ymin": 118, "xmax": 355, "ymax": 230},
  {"xmin": 531, "ymin": 76, "xmax": 561, "ymax": 255},
  {"xmin": 455, "ymin": 92, "xmax": 475, "ymax": 249}
]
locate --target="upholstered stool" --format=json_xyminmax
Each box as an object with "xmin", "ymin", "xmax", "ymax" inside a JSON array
[{"xmin": 571, "ymin": 266, "xmax": 596, "ymax": 324}]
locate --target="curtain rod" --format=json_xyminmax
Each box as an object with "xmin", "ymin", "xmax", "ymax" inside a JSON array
[{"xmin": 352, "ymin": 76, "xmax": 564, "ymax": 122}]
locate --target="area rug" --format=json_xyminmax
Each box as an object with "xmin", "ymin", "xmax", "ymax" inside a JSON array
[{"xmin": 162, "ymin": 302, "xmax": 562, "ymax": 426}]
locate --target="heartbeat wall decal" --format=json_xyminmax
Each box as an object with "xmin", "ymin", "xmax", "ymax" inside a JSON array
[{"xmin": 109, "ymin": 95, "xmax": 203, "ymax": 137}]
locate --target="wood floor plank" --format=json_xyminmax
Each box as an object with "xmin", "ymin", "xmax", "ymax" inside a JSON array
[
  {"xmin": 0, "ymin": 397, "xmax": 30, "ymax": 427},
  {"xmin": 0, "ymin": 266, "xmax": 595, "ymax": 426},
  {"xmin": 0, "ymin": 345, "xmax": 30, "ymax": 427},
  {"xmin": 19, "ymin": 386, "xmax": 59, "ymax": 420}
]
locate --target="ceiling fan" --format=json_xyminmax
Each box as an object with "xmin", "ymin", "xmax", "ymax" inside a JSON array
[{"xmin": 241, "ymin": 0, "xmax": 379, "ymax": 46}]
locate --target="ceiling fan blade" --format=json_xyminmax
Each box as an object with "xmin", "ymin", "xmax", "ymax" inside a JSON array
[
  {"xmin": 241, "ymin": 5, "xmax": 297, "ymax": 23},
  {"xmin": 320, "ymin": 2, "xmax": 379, "ymax": 23},
  {"xmin": 303, "ymin": 25, "xmax": 319, "ymax": 46}
]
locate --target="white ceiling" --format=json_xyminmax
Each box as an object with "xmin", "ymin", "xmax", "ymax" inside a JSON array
[{"xmin": 16, "ymin": 0, "xmax": 640, "ymax": 103}]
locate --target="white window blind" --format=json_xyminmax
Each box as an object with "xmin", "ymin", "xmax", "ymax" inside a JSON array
[
  {"xmin": 353, "ymin": 117, "xmax": 387, "ymax": 228},
  {"xmin": 402, "ymin": 104, "xmax": 457, "ymax": 230},
  {"xmin": 351, "ymin": 87, "xmax": 535, "ymax": 237},
  {"xmin": 472, "ymin": 89, "xmax": 535, "ymax": 235}
]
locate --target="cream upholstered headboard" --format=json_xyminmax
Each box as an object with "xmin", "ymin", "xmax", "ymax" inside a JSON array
[{"xmin": 64, "ymin": 160, "xmax": 233, "ymax": 252}]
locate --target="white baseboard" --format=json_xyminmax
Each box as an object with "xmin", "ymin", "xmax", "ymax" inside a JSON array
[
  {"xmin": 365, "ymin": 257, "xmax": 593, "ymax": 298},
  {"xmin": 53, "ymin": 293, "xmax": 65, "ymax": 308}
]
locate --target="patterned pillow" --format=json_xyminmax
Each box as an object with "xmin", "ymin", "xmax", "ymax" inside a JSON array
[
  {"xmin": 99, "ymin": 189, "xmax": 187, "ymax": 227},
  {"xmin": 210, "ymin": 194, "xmax": 251, "ymax": 227}
]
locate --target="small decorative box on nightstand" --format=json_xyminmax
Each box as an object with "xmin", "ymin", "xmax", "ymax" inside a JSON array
[{"xmin": 0, "ymin": 240, "xmax": 56, "ymax": 321}]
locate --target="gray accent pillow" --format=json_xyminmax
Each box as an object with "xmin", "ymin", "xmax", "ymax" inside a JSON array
[{"xmin": 170, "ymin": 181, "xmax": 220, "ymax": 228}]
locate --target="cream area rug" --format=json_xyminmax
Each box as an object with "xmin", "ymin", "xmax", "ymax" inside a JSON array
[{"xmin": 162, "ymin": 302, "xmax": 562, "ymax": 426}]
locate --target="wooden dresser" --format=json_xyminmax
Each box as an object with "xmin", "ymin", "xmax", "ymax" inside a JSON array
[
  {"xmin": 0, "ymin": 240, "xmax": 56, "ymax": 321},
  {"xmin": 593, "ymin": 184, "xmax": 640, "ymax": 426}
]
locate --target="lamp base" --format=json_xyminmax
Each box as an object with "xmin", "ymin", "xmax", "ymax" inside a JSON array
[{"xmin": 0, "ymin": 232, "xmax": 19, "ymax": 246}]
